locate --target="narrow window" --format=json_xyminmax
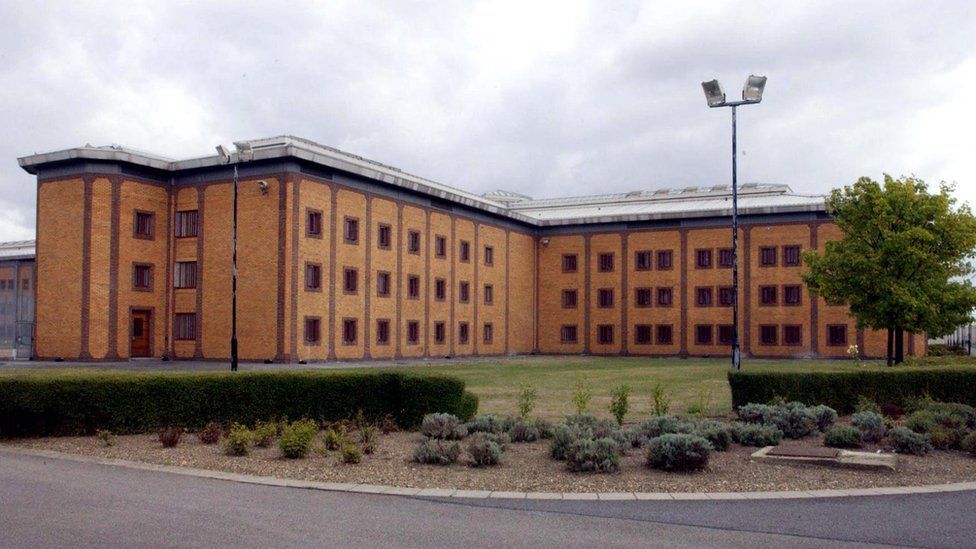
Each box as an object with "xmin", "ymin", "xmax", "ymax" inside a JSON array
[
  {"xmin": 483, "ymin": 323, "xmax": 493, "ymax": 344},
  {"xmin": 598, "ymin": 288, "xmax": 614, "ymax": 308},
  {"xmin": 484, "ymin": 284, "xmax": 493, "ymax": 305},
  {"xmin": 174, "ymin": 261, "xmax": 197, "ymax": 289},
  {"xmin": 458, "ymin": 322, "xmax": 470, "ymax": 344},
  {"xmin": 376, "ymin": 271, "xmax": 391, "ymax": 297},
  {"xmin": 407, "ymin": 321, "xmax": 420, "ymax": 345},
  {"xmin": 306, "ymin": 209, "xmax": 323, "ymax": 237},
  {"xmin": 634, "ymin": 324, "xmax": 652, "ymax": 344},
  {"xmin": 597, "ymin": 324, "xmax": 614, "ymax": 344},
  {"xmin": 459, "ymin": 281, "xmax": 470, "ymax": 303},
  {"xmin": 305, "ymin": 263, "xmax": 322, "ymax": 291},
  {"xmin": 635, "ymin": 287, "xmax": 652, "ymax": 308},
  {"xmin": 718, "ymin": 286, "xmax": 734, "ymax": 307},
  {"xmin": 408, "ymin": 230, "xmax": 421, "ymax": 254},
  {"xmin": 376, "ymin": 319, "xmax": 390, "ymax": 345},
  {"xmin": 760, "ymin": 285, "xmax": 778, "ymax": 305},
  {"xmin": 598, "ymin": 253, "xmax": 614, "ymax": 272},
  {"xmin": 484, "ymin": 246, "xmax": 494, "ymax": 266},
  {"xmin": 435, "ymin": 236, "xmax": 447, "ymax": 258},
  {"xmin": 562, "ymin": 254, "xmax": 578, "ymax": 273},
  {"xmin": 174, "ymin": 313, "xmax": 196, "ymax": 340},
  {"xmin": 695, "ymin": 324, "xmax": 713, "ymax": 345},
  {"xmin": 783, "ymin": 245, "xmax": 802, "ymax": 266},
  {"xmin": 718, "ymin": 324, "xmax": 734, "ymax": 345},
  {"xmin": 657, "ymin": 250, "xmax": 673, "ymax": 270},
  {"xmin": 407, "ymin": 275, "xmax": 420, "ymax": 299},
  {"xmin": 656, "ymin": 324, "xmax": 673, "ymax": 345},
  {"xmin": 760, "ymin": 324, "xmax": 778, "ymax": 345},
  {"xmin": 695, "ymin": 286, "xmax": 713, "ymax": 307},
  {"xmin": 434, "ymin": 278, "xmax": 446, "ymax": 301},
  {"xmin": 343, "ymin": 217, "xmax": 359, "ymax": 244},
  {"xmin": 657, "ymin": 287, "xmax": 673, "ymax": 306},
  {"xmin": 783, "ymin": 285, "xmax": 802, "ymax": 306},
  {"xmin": 783, "ymin": 325, "xmax": 802, "ymax": 346},
  {"xmin": 718, "ymin": 248, "xmax": 734, "ymax": 268},
  {"xmin": 175, "ymin": 210, "xmax": 198, "ymax": 238},
  {"xmin": 635, "ymin": 250, "xmax": 652, "ymax": 271},
  {"xmin": 760, "ymin": 246, "xmax": 777, "ymax": 267},
  {"xmin": 134, "ymin": 211, "xmax": 154, "ymax": 239},
  {"xmin": 562, "ymin": 289, "xmax": 578, "ymax": 309},
  {"xmin": 377, "ymin": 224, "xmax": 391, "ymax": 249},
  {"xmin": 561, "ymin": 325, "xmax": 578, "ymax": 344},
  {"xmin": 827, "ymin": 324, "xmax": 848, "ymax": 346},
  {"xmin": 133, "ymin": 264, "xmax": 153, "ymax": 291},
  {"xmin": 342, "ymin": 319, "xmax": 358, "ymax": 344},
  {"xmin": 304, "ymin": 317, "xmax": 321, "ymax": 344},
  {"xmin": 459, "ymin": 240, "xmax": 470, "ymax": 262},
  {"xmin": 343, "ymin": 268, "xmax": 358, "ymax": 294},
  {"xmin": 696, "ymin": 249, "xmax": 712, "ymax": 269},
  {"xmin": 434, "ymin": 321, "xmax": 446, "ymax": 344}
]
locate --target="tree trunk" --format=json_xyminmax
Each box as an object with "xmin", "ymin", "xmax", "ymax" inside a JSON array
[
  {"xmin": 886, "ymin": 328, "xmax": 894, "ymax": 367},
  {"xmin": 895, "ymin": 327, "xmax": 905, "ymax": 364}
]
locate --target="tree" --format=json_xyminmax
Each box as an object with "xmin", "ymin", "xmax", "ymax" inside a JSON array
[{"xmin": 802, "ymin": 175, "xmax": 976, "ymax": 365}]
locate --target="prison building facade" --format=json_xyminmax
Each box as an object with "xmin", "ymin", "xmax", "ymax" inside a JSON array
[{"xmin": 18, "ymin": 136, "xmax": 925, "ymax": 362}]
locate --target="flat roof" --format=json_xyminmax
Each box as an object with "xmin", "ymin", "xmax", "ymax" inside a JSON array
[
  {"xmin": 19, "ymin": 136, "xmax": 826, "ymax": 227},
  {"xmin": 0, "ymin": 240, "xmax": 35, "ymax": 261}
]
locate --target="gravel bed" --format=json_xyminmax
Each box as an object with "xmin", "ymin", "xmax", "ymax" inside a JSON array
[{"xmin": 7, "ymin": 431, "xmax": 976, "ymax": 493}]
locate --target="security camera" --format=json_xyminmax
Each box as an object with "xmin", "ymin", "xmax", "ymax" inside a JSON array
[
  {"xmin": 541, "ymin": 238, "xmax": 550, "ymax": 246},
  {"xmin": 257, "ymin": 180, "xmax": 269, "ymax": 195}
]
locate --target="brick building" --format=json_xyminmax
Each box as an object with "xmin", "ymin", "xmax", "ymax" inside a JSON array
[{"xmin": 18, "ymin": 136, "xmax": 924, "ymax": 362}]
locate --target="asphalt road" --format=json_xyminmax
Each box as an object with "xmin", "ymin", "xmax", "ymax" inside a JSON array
[{"xmin": 1, "ymin": 451, "xmax": 972, "ymax": 548}]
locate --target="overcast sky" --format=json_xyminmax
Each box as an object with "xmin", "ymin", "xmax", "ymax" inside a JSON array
[{"xmin": 2, "ymin": 1, "xmax": 974, "ymax": 239}]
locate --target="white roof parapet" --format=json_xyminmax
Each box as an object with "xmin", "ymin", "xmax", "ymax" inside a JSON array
[
  {"xmin": 18, "ymin": 137, "xmax": 827, "ymax": 226},
  {"xmin": 0, "ymin": 240, "xmax": 36, "ymax": 260}
]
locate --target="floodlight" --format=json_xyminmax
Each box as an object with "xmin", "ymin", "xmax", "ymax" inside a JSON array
[
  {"xmin": 701, "ymin": 79, "xmax": 726, "ymax": 107},
  {"xmin": 215, "ymin": 144, "xmax": 232, "ymax": 160},
  {"xmin": 742, "ymin": 75, "xmax": 767, "ymax": 102},
  {"xmin": 234, "ymin": 141, "xmax": 254, "ymax": 162}
]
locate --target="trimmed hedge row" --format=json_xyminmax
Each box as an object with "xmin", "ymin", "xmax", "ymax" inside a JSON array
[
  {"xmin": 0, "ymin": 371, "xmax": 478, "ymax": 437},
  {"xmin": 728, "ymin": 369, "xmax": 976, "ymax": 413}
]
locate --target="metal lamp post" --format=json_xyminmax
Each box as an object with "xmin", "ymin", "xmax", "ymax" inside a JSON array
[
  {"xmin": 701, "ymin": 75, "xmax": 767, "ymax": 371},
  {"xmin": 216, "ymin": 142, "xmax": 254, "ymax": 372}
]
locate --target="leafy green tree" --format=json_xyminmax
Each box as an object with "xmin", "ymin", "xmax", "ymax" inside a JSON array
[{"xmin": 802, "ymin": 175, "xmax": 976, "ymax": 365}]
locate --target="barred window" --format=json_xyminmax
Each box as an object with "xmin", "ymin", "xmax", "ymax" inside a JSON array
[
  {"xmin": 695, "ymin": 324, "xmax": 713, "ymax": 345},
  {"xmin": 657, "ymin": 287, "xmax": 673, "ymax": 306},
  {"xmin": 377, "ymin": 224, "xmax": 391, "ymax": 249},
  {"xmin": 635, "ymin": 287, "xmax": 652, "ymax": 308},
  {"xmin": 133, "ymin": 264, "xmax": 153, "ymax": 290},
  {"xmin": 635, "ymin": 250, "xmax": 652, "ymax": 270},
  {"xmin": 407, "ymin": 321, "xmax": 420, "ymax": 344},
  {"xmin": 783, "ymin": 245, "xmax": 802, "ymax": 266},
  {"xmin": 634, "ymin": 324, "xmax": 652, "ymax": 344},
  {"xmin": 305, "ymin": 263, "xmax": 322, "ymax": 291},
  {"xmin": 696, "ymin": 249, "xmax": 712, "ymax": 269},
  {"xmin": 304, "ymin": 317, "xmax": 321, "ymax": 344},
  {"xmin": 760, "ymin": 246, "xmax": 777, "ymax": 266},
  {"xmin": 656, "ymin": 324, "xmax": 673, "ymax": 345},
  {"xmin": 562, "ymin": 254, "xmax": 578, "ymax": 273},
  {"xmin": 561, "ymin": 325, "xmax": 578, "ymax": 344},
  {"xmin": 434, "ymin": 321, "xmax": 446, "ymax": 344},
  {"xmin": 174, "ymin": 261, "xmax": 197, "ymax": 289},
  {"xmin": 598, "ymin": 288, "xmax": 614, "ymax": 308},
  {"xmin": 562, "ymin": 289, "xmax": 578, "ymax": 309},
  {"xmin": 657, "ymin": 250, "xmax": 673, "ymax": 270},
  {"xmin": 175, "ymin": 210, "xmax": 198, "ymax": 238},
  {"xmin": 174, "ymin": 313, "xmax": 196, "ymax": 340},
  {"xmin": 376, "ymin": 319, "xmax": 390, "ymax": 345},
  {"xmin": 306, "ymin": 210, "xmax": 322, "ymax": 237},
  {"xmin": 598, "ymin": 253, "xmax": 614, "ymax": 272}
]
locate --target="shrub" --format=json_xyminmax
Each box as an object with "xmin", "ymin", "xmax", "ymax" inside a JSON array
[
  {"xmin": 694, "ymin": 421, "xmax": 733, "ymax": 451},
  {"xmin": 322, "ymin": 426, "xmax": 346, "ymax": 451},
  {"xmin": 728, "ymin": 369, "xmax": 976, "ymax": 414},
  {"xmin": 564, "ymin": 414, "xmax": 599, "ymax": 430},
  {"xmin": 517, "ymin": 385, "xmax": 537, "ymax": 419},
  {"xmin": 823, "ymin": 425, "xmax": 862, "ymax": 448},
  {"xmin": 197, "ymin": 422, "xmax": 222, "ymax": 444},
  {"xmin": 889, "ymin": 426, "xmax": 933, "ymax": 456},
  {"xmin": 482, "ymin": 432, "xmax": 511, "ymax": 449},
  {"xmin": 159, "ymin": 426, "xmax": 183, "ymax": 448},
  {"xmin": 632, "ymin": 416, "xmax": 695, "ymax": 447},
  {"xmin": 252, "ymin": 421, "xmax": 278, "ymax": 448},
  {"xmin": 879, "ymin": 401, "xmax": 905, "ymax": 419},
  {"xmin": 359, "ymin": 423, "xmax": 377, "ymax": 454},
  {"xmin": 0, "ymin": 371, "xmax": 477, "ymax": 437},
  {"xmin": 646, "ymin": 434, "xmax": 712, "ymax": 472},
  {"xmin": 420, "ymin": 413, "xmax": 467, "ymax": 440},
  {"xmin": 811, "ymin": 405, "xmax": 838, "ymax": 432},
  {"xmin": 508, "ymin": 420, "xmax": 540, "ymax": 443},
  {"xmin": 734, "ymin": 423, "xmax": 783, "ymax": 446},
  {"xmin": 767, "ymin": 403, "xmax": 818, "ymax": 439},
  {"xmin": 532, "ymin": 418, "xmax": 555, "ymax": 439},
  {"xmin": 550, "ymin": 424, "xmax": 589, "ymax": 460},
  {"xmin": 572, "ymin": 379, "xmax": 593, "ymax": 414},
  {"xmin": 467, "ymin": 433, "xmax": 503, "ymax": 467},
  {"xmin": 566, "ymin": 438, "xmax": 620, "ymax": 473},
  {"xmin": 95, "ymin": 429, "xmax": 114, "ymax": 447},
  {"xmin": 851, "ymin": 411, "xmax": 886, "ymax": 443},
  {"xmin": 651, "ymin": 382, "xmax": 672, "ymax": 416},
  {"xmin": 223, "ymin": 424, "xmax": 252, "ymax": 456},
  {"xmin": 736, "ymin": 403, "xmax": 773, "ymax": 424},
  {"xmin": 917, "ymin": 400, "xmax": 976, "ymax": 429},
  {"xmin": 591, "ymin": 418, "xmax": 621, "ymax": 438},
  {"xmin": 279, "ymin": 419, "xmax": 318, "ymax": 459},
  {"xmin": 686, "ymin": 389, "xmax": 711, "ymax": 417},
  {"xmin": 855, "ymin": 396, "xmax": 881, "ymax": 414},
  {"xmin": 609, "ymin": 384, "xmax": 631, "ymax": 425},
  {"xmin": 341, "ymin": 444, "xmax": 362, "ymax": 464},
  {"xmin": 465, "ymin": 414, "xmax": 505, "ymax": 435},
  {"xmin": 412, "ymin": 439, "xmax": 461, "ymax": 465},
  {"xmin": 961, "ymin": 432, "xmax": 976, "ymax": 454}
]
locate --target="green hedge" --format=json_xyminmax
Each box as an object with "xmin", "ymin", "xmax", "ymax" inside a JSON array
[
  {"xmin": 0, "ymin": 371, "xmax": 478, "ymax": 437},
  {"xmin": 728, "ymin": 369, "xmax": 976, "ymax": 414}
]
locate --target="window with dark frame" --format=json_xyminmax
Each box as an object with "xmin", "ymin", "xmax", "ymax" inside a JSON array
[
  {"xmin": 598, "ymin": 253, "xmax": 614, "ymax": 272},
  {"xmin": 635, "ymin": 250, "xmax": 652, "ymax": 270},
  {"xmin": 484, "ymin": 246, "xmax": 494, "ymax": 266},
  {"xmin": 175, "ymin": 210, "xmax": 198, "ymax": 238},
  {"xmin": 760, "ymin": 324, "xmax": 778, "ymax": 345},
  {"xmin": 760, "ymin": 285, "xmax": 778, "ymax": 305},
  {"xmin": 133, "ymin": 264, "xmax": 152, "ymax": 290},
  {"xmin": 343, "ymin": 268, "xmax": 358, "ymax": 294},
  {"xmin": 343, "ymin": 217, "xmax": 359, "ymax": 244},
  {"xmin": 134, "ymin": 211, "xmax": 154, "ymax": 239},
  {"xmin": 435, "ymin": 235, "xmax": 447, "ymax": 258},
  {"xmin": 407, "ymin": 321, "xmax": 420, "ymax": 344},
  {"xmin": 783, "ymin": 324, "xmax": 802, "ymax": 346},
  {"xmin": 562, "ymin": 254, "xmax": 578, "ymax": 273},
  {"xmin": 306, "ymin": 210, "xmax": 323, "ymax": 237},
  {"xmin": 174, "ymin": 261, "xmax": 197, "ymax": 289},
  {"xmin": 598, "ymin": 288, "xmax": 614, "ymax": 308},
  {"xmin": 635, "ymin": 287, "xmax": 652, "ymax": 308},
  {"xmin": 458, "ymin": 322, "xmax": 470, "ymax": 344},
  {"xmin": 305, "ymin": 263, "xmax": 322, "ymax": 291},
  {"xmin": 656, "ymin": 324, "xmax": 673, "ymax": 345},
  {"xmin": 695, "ymin": 324, "xmax": 713, "ymax": 345},
  {"xmin": 827, "ymin": 324, "xmax": 848, "ymax": 346},
  {"xmin": 562, "ymin": 289, "xmax": 578, "ymax": 309},
  {"xmin": 376, "ymin": 319, "xmax": 390, "ymax": 345},
  {"xmin": 718, "ymin": 286, "xmax": 734, "ymax": 307},
  {"xmin": 174, "ymin": 313, "xmax": 196, "ymax": 340},
  {"xmin": 483, "ymin": 323, "xmax": 493, "ymax": 344},
  {"xmin": 407, "ymin": 230, "xmax": 421, "ymax": 254},
  {"xmin": 760, "ymin": 246, "xmax": 777, "ymax": 266},
  {"xmin": 718, "ymin": 248, "xmax": 734, "ymax": 268},
  {"xmin": 434, "ymin": 321, "xmax": 446, "ymax": 344},
  {"xmin": 597, "ymin": 324, "xmax": 614, "ymax": 344},
  {"xmin": 376, "ymin": 271, "xmax": 391, "ymax": 297},
  {"xmin": 435, "ymin": 278, "xmax": 446, "ymax": 301},
  {"xmin": 783, "ymin": 285, "xmax": 802, "ymax": 306},
  {"xmin": 657, "ymin": 287, "xmax": 673, "ymax": 306},
  {"xmin": 695, "ymin": 286, "xmax": 713, "ymax": 307},
  {"xmin": 484, "ymin": 284, "xmax": 493, "ymax": 305},
  {"xmin": 783, "ymin": 245, "xmax": 802, "ymax": 266},
  {"xmin": 634, "ymin": 324, "xmax": 652, "ymax": 344},
  {"xmin": 407, "ymin": 275, "xmax": 420, "ymax": 299},
  {"xmin": 718, "ymin": 324, "xmax": 734, "ymax": 345},
  {"xmin": 459, "ymin": 240, "xmax": 470, "ymax": 262},
  {"xmin": 561, "ymin": 325, "xmax": 578, "ymax": 344},
  {"xmin": 377, "ymin": 224, "xmax": 392, "ymax": 249},
  {"xmin": 304, "ymin": 317, "xmax": 321, "ymax": 344},
  {"xmin": 696, "ymin": 249, "xmax": 712, "ymax": 269},
  {"xmin": 657, "ymin": 250, "xmax": 673, "ymax": 270},
  {"xmin": 342, "ymin": 319, "xmax": 357, "ymax": 345},
  {"xmin": 459, "ymin": 281, "xmax": 470, "ymax": 303}
]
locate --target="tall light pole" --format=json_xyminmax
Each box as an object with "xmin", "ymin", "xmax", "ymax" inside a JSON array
[
  {"xmin": 216, "ymin": 142, "xmax": 254, "ymax": 372},
  {"xmin": 701, "ymin": 75, "xmax": 767, "ymax": 371}
]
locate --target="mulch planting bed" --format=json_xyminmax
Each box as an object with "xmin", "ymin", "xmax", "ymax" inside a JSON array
[{"xmin": 7, "ymin": 430, "xmax": 976, "ymax": 493}]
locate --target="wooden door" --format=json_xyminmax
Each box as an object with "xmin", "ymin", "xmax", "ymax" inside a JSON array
[{"xmin": 131, "ymin": 310, "xmax": 151, "ymax": 357}]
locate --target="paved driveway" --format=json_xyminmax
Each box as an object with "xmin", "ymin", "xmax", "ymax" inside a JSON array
[{"xmin": 1, "ymin": 449, "xmax": 972, "ymax": 548}]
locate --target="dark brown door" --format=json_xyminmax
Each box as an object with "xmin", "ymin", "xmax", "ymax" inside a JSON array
[{"xmin": 131, "ymin": 310, "xmax": 151, "ymax": 357}]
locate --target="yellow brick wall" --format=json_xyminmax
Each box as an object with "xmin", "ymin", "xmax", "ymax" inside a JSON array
[{"xmin": 627, "ymin": 230, "xmax": 681, "ymax": 355}]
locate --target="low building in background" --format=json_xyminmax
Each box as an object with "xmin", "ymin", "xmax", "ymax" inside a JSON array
[
  {"xmin": 0, "ymin": 240, "xmax": 35, "ymax": 359},
  {"xmin": 18, "ymin": 136, "xmax": 926, "ymax": 362}
]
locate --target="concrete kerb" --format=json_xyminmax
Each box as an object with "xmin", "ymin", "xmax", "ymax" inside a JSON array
[{"xmin": 4, "ymin": 445, "xmax": 976, "ymax": 502}]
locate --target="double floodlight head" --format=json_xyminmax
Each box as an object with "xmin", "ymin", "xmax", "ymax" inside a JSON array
[
  {"xmin": 701, "ymin": 75, "xmax": 767, "ymax": 107},
  {"xmin": 215, "ymin": 141, "xmax": 255, "ymax": 163}
]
